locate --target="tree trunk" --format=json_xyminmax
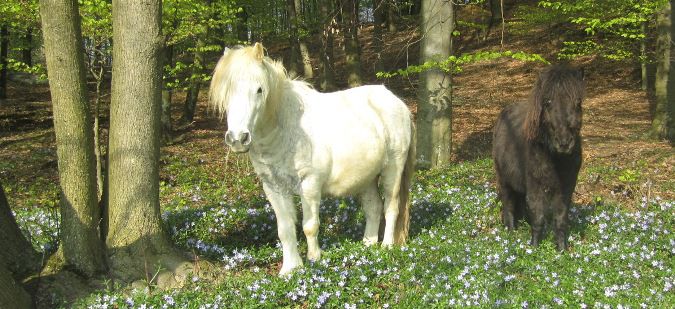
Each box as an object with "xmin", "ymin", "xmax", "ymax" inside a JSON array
[
  {"xmin": 652, "ymin": 1, "xmax": 672, "ymax": 140},
  {"xmin": 236, "ymin": 7, "xmax": 249, "ymax": 43},
  {"xmin": 0, "ymin": 26, "xmax": 8, "ymax": 100},
  {"xmin": 108, "ymin": 0, "xmax": 182, "ymax": 281},
  {"xmin": 670, "ymin": 0, "xmax": 675, "ymax": 142},
  {"xmin": 23, "ymin": 28, "xmax": 33, "ymax": 66},
  {"xmin": 386, "ymin": 0, "xmax": 397, "ymax": 32},
  {"xmin": 483, "ymin": 0, "xmax": 502, "ymax": 39},
  {"xmin": 182, "ymin": 38, "xmax": 204, "ymax": 124},
  {"xmin": 286, "ymin": 0, "xmax": 301, "ymax": 76},
  {"xmin": 161, "ymin": 45, "xmax": 173, "ymax": 145},
  {"xmin": 340, "ymin": 0, "xmax": 363, "ymax": 87},
  {"xmin": 373, "ymin": 0, "xmax": 385, "ymax": 73},
  {"xmin": 641, "ymin": 21, "xmax": 648, "ymax": 91},
  {"xmin": 0, "ymin": 181, "xmax": 41, "ymax": 280},
  {"xmin": 319, "ymin": 0, "xmax": 336, "ymax": 91},
  {"xmin": 295, "ymin": 0, "xmax": 314, "ymax": 78},
  {"xmin": 0, "ymin": 266, "xmax": 33, "ymax": 309},
  {"xmin": 0, "ymin": 182, "xmax": 37, "ymax": 308},
  {"xmin": 39, "ymin": 0, "xmax": 107, "ymax": 277},
  {"xmin": 417, "ymin": 0, "xmax": 454, "ymax": 168}
]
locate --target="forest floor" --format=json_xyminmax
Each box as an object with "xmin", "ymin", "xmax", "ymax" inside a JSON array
[{"xmin": 0, "ymin": 4, "xmax": 673, "ymax": 308}]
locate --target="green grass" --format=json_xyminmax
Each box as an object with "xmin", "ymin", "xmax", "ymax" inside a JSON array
[{"xmin": 12, "ymin": 158, "xmax": 674, "ymax": 308}]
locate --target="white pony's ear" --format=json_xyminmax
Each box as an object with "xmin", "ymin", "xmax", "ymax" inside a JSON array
[
  {"xmin": 252, "ymin": 42, "xmax": 264, "ymax": 61},
  {"xmin": 223, "ymin": 47, "xmax": 230, "ymax": 56}
]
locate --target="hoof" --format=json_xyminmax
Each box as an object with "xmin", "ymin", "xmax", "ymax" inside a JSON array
[
  {"xmin": 307, "ymin": 249, "xmax": 322, "ymax": 262},
  {"xmin": 363, "ymin": 237, "xmax": 378, "ymax": 246}
]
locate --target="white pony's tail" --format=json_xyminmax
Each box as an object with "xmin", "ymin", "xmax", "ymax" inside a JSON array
[{"xmin": 394, "ymin": 120, "xmax": 415, "ymax": 245}]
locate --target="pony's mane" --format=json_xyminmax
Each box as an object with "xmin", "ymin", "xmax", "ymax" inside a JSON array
[
  {"xmin": 524, "ymin": 64, "xmax": 585, "ymax": 141},
  {"xmin": 208, "ymin": 45, "xmax": 290, "ymax": 120}
]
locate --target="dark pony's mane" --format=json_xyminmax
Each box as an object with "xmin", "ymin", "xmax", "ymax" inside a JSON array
[{"xmin": 524, "ymin": 64, "xmax": 585, "ymax": 141}]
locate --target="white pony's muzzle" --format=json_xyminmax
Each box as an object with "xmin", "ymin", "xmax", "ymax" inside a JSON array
[{"xmin": 225, "ymin": 130, "xmax": 252, "ymax": 153}]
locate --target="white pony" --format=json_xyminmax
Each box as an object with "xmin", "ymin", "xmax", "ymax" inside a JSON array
[{"xmin": 209, "ymin": 43, "xmax": 415, "ymax": 275}]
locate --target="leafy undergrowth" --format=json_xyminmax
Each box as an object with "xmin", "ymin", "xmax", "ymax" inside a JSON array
[{"xmin": 16, "ymin": 158, "xmax": 673, "ymax": 308}]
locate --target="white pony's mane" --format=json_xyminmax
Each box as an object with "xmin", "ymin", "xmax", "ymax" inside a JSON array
[{"xmin": 209, "ymin": 45, "xmax": 305, "ymax": 120}]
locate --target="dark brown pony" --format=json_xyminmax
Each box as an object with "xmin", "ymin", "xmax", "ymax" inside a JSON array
[{"xmin": 492, "ymin": 64, "xmax": 585, "ymax": 250}]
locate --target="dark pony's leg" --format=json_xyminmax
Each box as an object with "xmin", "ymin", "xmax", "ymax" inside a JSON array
[
  {"xmin": 554, "ymin": 150, "xmax": 582, "ymax": 250},
  {"xmin": 498, "ymin": 183, "xmax": 519, "ymax": 230},
  {"xmin": 525, "ymin": 190, "xmax": 546, "ymax": 247},
  {"xmin": 525, "ymin": 151, "xmax": 551, "ymax": 247},
  {"xmin": 513, "ymin": 193, "xmax": 527, "ymax": 226},
  {"xmin": 552, "ymin": 200, "xmax": 569, "ymax": 250}
]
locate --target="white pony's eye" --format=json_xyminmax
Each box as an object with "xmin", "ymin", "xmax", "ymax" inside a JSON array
[{"xmin": 256, "ymin": 87, "xmax": 263, "ymax": 94}]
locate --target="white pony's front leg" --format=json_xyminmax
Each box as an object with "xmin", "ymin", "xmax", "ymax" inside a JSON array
[
  {"xmin": 300, "ymin": 179, "xmax": 322, "ymax": 262},
  {"xmin": 263, "ymin": 183, "xmax": 303, "ymax": 276}
]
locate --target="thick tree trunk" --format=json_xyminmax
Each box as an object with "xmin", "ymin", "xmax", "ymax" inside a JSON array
[
  {"xmin": 373, "ymin": 0, "xmax": 385, "ymax": 73},
  {"xmin": 108, "ymin": 0, "xmax": 184, "ymax": 282},
  {"xmin": 652, "ymin": 1, "xmax": 672, "ymax": 140},
  {"xmin": 39, "ymin": 0, "xmax": 107, "ymax": 277},
  {"xmin": 0, "ymin": 181, "xmax": 41, "ymax": 280},
  {"xmin": 0, "ymin": 26, "xmax": 8, "ymax": 100},
  {"xmin": 0, "ymin": 182, "xmax": 37, "ymax": 308},
  {"xmin": 319, "ymin": 0, "xmax": 336, "ymax": 91},
  {"xmin": 417, "ymin": 0, "xmax": 454, "ymax": 168},
  {"xmin": 295, "ymin": 0, "xmax": 313, "ymax": 78},
  {"xmin": 340, "ymin": 0, "xmax": 363, "ymax": 87},
  {"xmin": 0, "ymin": 266, "xmax": 33, "ymax": 309}
]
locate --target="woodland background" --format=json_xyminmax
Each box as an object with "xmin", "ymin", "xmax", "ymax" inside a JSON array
[{"xmin": 0, "ymin": 0, "xmax": 673, "ymax": 308}]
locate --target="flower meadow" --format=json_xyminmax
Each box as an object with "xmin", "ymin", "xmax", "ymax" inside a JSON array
[{"xmin": 14, "ymin": 158, "xmax": 674, "ymax": 308}]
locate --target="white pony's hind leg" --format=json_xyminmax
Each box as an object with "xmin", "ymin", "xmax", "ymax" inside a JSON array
[
  {"xmin": 263, "ymin": 183, "xmax": 303, "ymax": 276},
  {"xmin": 380, "ymin": 163, "xmax": 404, "ymax": 247},
  {"xmin": 359, "ymin": 180, "xmax": 383, "ymax": 246},
  {"xmin": 301, "ymin": 180, "xmax": 322, "ymax": 262}
]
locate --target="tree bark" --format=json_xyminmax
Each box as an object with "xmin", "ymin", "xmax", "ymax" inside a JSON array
[
  {"xmin": 641, "ymin": 21, "xmax": 648, "ymax": 91},
  {"xmin": 108, "ymin": 0, "xmax": 180, "ymax": 280},
  {"xmin": 386, "ymin": 0, "xmax": 398, "ymax": 33},
  {"xmin": 161, "ymin": 45, "xmax": 173, "ymax": 145},
  {"xmin": 286, "ymin": 0, "xmax": 301, "ymax": 76},
  {"xmin": 236, "ymin": 7, "xmax": 249, "ymax": 43},
  {"xmin": 340, "ymin": 0, "xmax": 363, "ymax": 87},
  {"xmin": 373, "ymin": 0, "xmax": 385, "ymax": 73},
  {"xmin": 0, "ymin": 181, "xmax": 41, "ymax": 280},
  {"xmin": 23, "ymin": 28, "xmax": 33, "ymax": 66},
  {"xmin": 670, "ymin": 0, "xmax": 675, "ymax": 142},
  {"xmin": 0, "ymin": 266, "xmax": 33, "ymax": 309},
  {"xmin": 39, "ymin": 0, "xmax": 107, "ymax": 277},
  {"xmin": 295, "ymin": 0, "xmax": 314, "ymax": 78},
  {"xmin": 0, "ymin": 26, "xmax": 8, "ymax": 100},
  {"xmin": 182, "ymin": 38, "xmax": 204, "ymax": 124},
  {"xmin": 652, "ymin": 0, "xmax": 672, "ymax": 140},
  {"xmin": 417, "ymin": 0, "xmax": 454, "ymax": 168},
  {"xmin": 0, "ymin": 182, "xmax": 37, "ymax": 308},
  {"xmin": 319, "ymin": 0, "xmax": 336, "ymax": 91}
]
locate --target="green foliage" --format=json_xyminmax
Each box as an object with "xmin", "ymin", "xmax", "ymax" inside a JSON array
[
  {"xmin": 376, "ymin": 50, "xmax": 549, "ymax": 78},
  {"xmin": 535, "ymin": 0, "xmax": 669, "ymax": 60}
]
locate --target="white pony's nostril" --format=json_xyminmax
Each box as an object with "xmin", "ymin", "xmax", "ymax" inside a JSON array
[
  {"xmin": 241, "ymin": 132, "xmax": 251, "ymax": 145},
  {"xmin": 224, "ymin": 131, "xmax": 235, "ymax": 146}
]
